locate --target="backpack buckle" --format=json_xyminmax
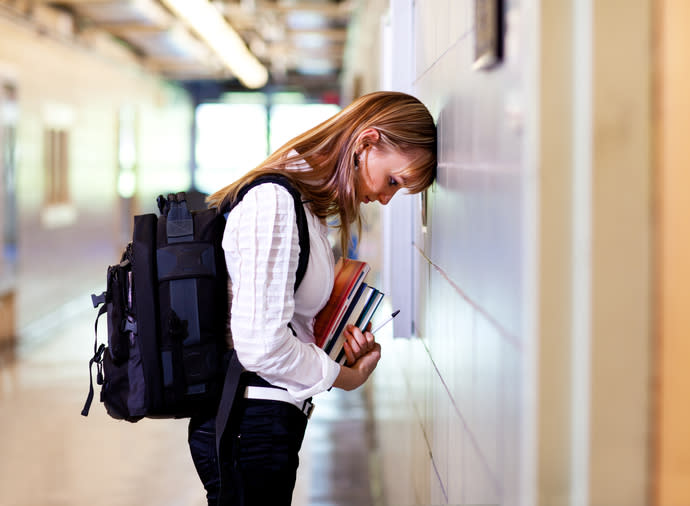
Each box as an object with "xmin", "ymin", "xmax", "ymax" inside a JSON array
[{"xmin": 91, "ymin": 292, "xmax": 106, "ymax": 308}]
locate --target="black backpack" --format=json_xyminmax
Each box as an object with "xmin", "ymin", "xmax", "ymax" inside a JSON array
[{"xmin": 81, "ymin": 174, "xmax": 310, "ymax": 422}]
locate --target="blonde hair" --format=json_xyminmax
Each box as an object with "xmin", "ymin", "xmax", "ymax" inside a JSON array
[{"xmin": 207, "ymin": 91, "xmax": 437, "ymax": 252}]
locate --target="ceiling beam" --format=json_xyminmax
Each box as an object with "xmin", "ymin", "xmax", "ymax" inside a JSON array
[
  {"xmin": 259, "ymin": 0, "xmax": 355, "ymax": 17},
  {"xmin": 89, "ymin": 22, "xmax": 169, "ymax": 34},
  {"xmin": 146, "ymin": 58, "xmax": 217, "ymax": 70},
  {"xmin": 286, "ymin": 28, "xmax": 348, "ymax": 42},
  {"xmin": 269, "ymin": 44, "xmax": 344, "ymax": 59},
  {"xmin": 218, "ymin": 0, "xmax": 354, "ymax": 19},
  {"xmin": 36, "ymin": 0, "xmax": 117, "ymax": 4},
  {"xmin": 35, "ymin": 0, "xmax": 349, "ymax": 86}
]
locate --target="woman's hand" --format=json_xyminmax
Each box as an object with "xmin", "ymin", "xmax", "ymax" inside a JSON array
[
  {"xmin": 331, "ymin": 325, "xmax": 381, "ymax": 392},
  {"xmin": 342, "ymin": 323, "xmax": 375, "ymax": 365}
]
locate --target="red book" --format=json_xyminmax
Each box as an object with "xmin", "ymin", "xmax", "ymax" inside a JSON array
[{"xmin": 313, "ymin": 258, "xmax": 370, "ymax": 348}]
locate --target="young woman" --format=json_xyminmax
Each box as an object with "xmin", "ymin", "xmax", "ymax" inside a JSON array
[{"xmin": 189, "ymin": 91, "xmax": 437, "ymax": 505}]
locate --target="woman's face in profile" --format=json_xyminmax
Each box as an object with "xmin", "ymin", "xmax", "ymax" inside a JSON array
[{"xmin": 355, "ymin": 145, "xmax": 415, "ymax": 205}]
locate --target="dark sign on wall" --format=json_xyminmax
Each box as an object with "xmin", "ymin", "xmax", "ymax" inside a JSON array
[{"xmin": 474, "ymin": 0, "xmax": 503, "ymax": 70}]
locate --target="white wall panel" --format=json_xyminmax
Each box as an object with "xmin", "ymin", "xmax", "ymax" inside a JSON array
[{"xmin": 0, "ymin": 15, "xmax": 192, "ymax": 326}]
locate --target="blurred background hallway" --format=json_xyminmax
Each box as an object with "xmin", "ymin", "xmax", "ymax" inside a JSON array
[{"xmin": 1, "ymin": 0, "xmax": 690, "ymax": 505}]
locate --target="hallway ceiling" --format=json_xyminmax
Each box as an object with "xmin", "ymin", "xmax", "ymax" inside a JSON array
[{"xmin": 35, "ymin": 0, "xmax": 355, "ymax": 89}]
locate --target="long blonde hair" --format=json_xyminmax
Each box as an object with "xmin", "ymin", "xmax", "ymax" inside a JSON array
[{"xmin": 207, "ymin": 91, "xmax": 437, "ymax": 252}]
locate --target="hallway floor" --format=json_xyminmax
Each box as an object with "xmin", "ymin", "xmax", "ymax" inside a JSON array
[{"xmin": 0, "ymin": 295, "xmax": 377, "ymax": 506}]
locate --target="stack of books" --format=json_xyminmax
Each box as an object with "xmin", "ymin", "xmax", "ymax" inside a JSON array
[{"xmin": 313, "ymin": 258, "xmax": 384, "ymax": 365}]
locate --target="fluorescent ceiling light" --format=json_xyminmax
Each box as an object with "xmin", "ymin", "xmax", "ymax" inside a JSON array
[{"xmin": 161, "ymin": 0, "xmax": 268, "ymax": 88}]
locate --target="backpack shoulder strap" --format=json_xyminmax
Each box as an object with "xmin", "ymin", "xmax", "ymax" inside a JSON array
[
  {"xmin": 214, "ymin": 174, "xmax": 312, "ymax": 502},
  {"xmin": 221, "ymin": 174, "xmax": 310, "ymax": 291}
]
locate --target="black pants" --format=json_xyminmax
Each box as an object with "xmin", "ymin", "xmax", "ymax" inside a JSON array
[{"xmin": 188, "ymin": 389, "xmax": 309, "ymax": 506}]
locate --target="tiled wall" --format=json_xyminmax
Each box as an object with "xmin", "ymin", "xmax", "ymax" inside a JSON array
[
  {"xmin": 370, "ymin": 0, "xmax": 656, "ymax": 504},
  {"xmin": 372, "ymin": 1, "xmax": 532, "ymax": 504}
]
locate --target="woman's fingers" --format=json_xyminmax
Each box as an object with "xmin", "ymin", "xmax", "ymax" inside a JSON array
[
  {"xmin": 357, "ymin": 328, "xmax": 375, "ymax": 353},
  {"xmin": 343, "ymin": 340, "xmax": 356, "ymax": 365},
  {"xmin": 364, "ymin": 330, "xmax": 375, "ymax": 348},
  {"xmin": 345, "ymin": 326, "xmax": 363, "ymax": 356},
  {"xmin": 347, "ymin": 324, "xmax": 375, "ymax": 354},
  {"xmin": 341, "ymin": 325, "xmax": 379, "ymax": 366}
]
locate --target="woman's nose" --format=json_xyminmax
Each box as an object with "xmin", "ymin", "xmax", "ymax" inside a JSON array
[{"xmin": 378, "ymin": 192, "xmax": 393, "ymax": 205}]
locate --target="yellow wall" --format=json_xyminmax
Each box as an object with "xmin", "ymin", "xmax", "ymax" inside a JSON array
[{"xmin": 654, "ymin": 1, "xmax": 690, "ymax": 503}]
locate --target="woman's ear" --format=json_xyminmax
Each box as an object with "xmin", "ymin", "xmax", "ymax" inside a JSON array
[{"xmin": 356, "ymin": 128, "xmax": 380, "ymax": 149}]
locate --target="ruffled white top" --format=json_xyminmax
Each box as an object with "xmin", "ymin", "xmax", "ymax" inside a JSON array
[{"xmin": 222, "ymin": 174, "xmax": 339, "ymax": 401}]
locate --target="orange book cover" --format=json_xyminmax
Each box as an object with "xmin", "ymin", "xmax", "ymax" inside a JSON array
[{"xmin": 313, "ymin": 257, "xmax": 370, "ymax": 348}]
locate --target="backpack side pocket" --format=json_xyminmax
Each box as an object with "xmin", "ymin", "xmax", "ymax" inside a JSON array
[
  {"xmin": 100, "ymin": 350, "xmax": 131, "ymax": 420},
  {"xmin": 106, "ymin": 260, "xmax": 131, "ymax": 365}
]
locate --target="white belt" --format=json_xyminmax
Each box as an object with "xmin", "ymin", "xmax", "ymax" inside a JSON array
[{"xmin": 243, "ymin": 386, "xmax": 315, "ymax": 418}]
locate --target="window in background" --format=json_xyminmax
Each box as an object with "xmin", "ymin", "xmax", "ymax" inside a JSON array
[
  {"xmin": 194, "ymin": 93, "xmax": 339, "ymax": 196},
  {"xmin": 43, "ymin": 128, "xmax": 70, "ymax": 205},
  {"xmin": 40, "ymin": 102, "xmax": 76, "ymax": 228},
  {"xmin": 269, "ymin": 101, "xmax": 339, "ymax": 153},
  {"xmin": 195, "ymin": 101, "xmax": 268, "ymax": 195},
  {"xmin": 117, "ymin": 105, "xmax": 137, "ymax": 243},
  {"xmin": 1, "ymin": 81, "xmax": 18, "ymax": 265},
  {"xmin": 117, "ymin": 106, "xmax": 137, "ymax": 200}
]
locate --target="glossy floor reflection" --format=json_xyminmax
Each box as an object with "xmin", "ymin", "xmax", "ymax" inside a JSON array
[{"xmin": 0, "ymin": 297, "xmax": 376, "ymax": 506}]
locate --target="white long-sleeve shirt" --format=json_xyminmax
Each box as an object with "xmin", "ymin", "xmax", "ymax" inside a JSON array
[{"xmin": 222, "ymin": 181, "xmax": 340, "ymax": 401}]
